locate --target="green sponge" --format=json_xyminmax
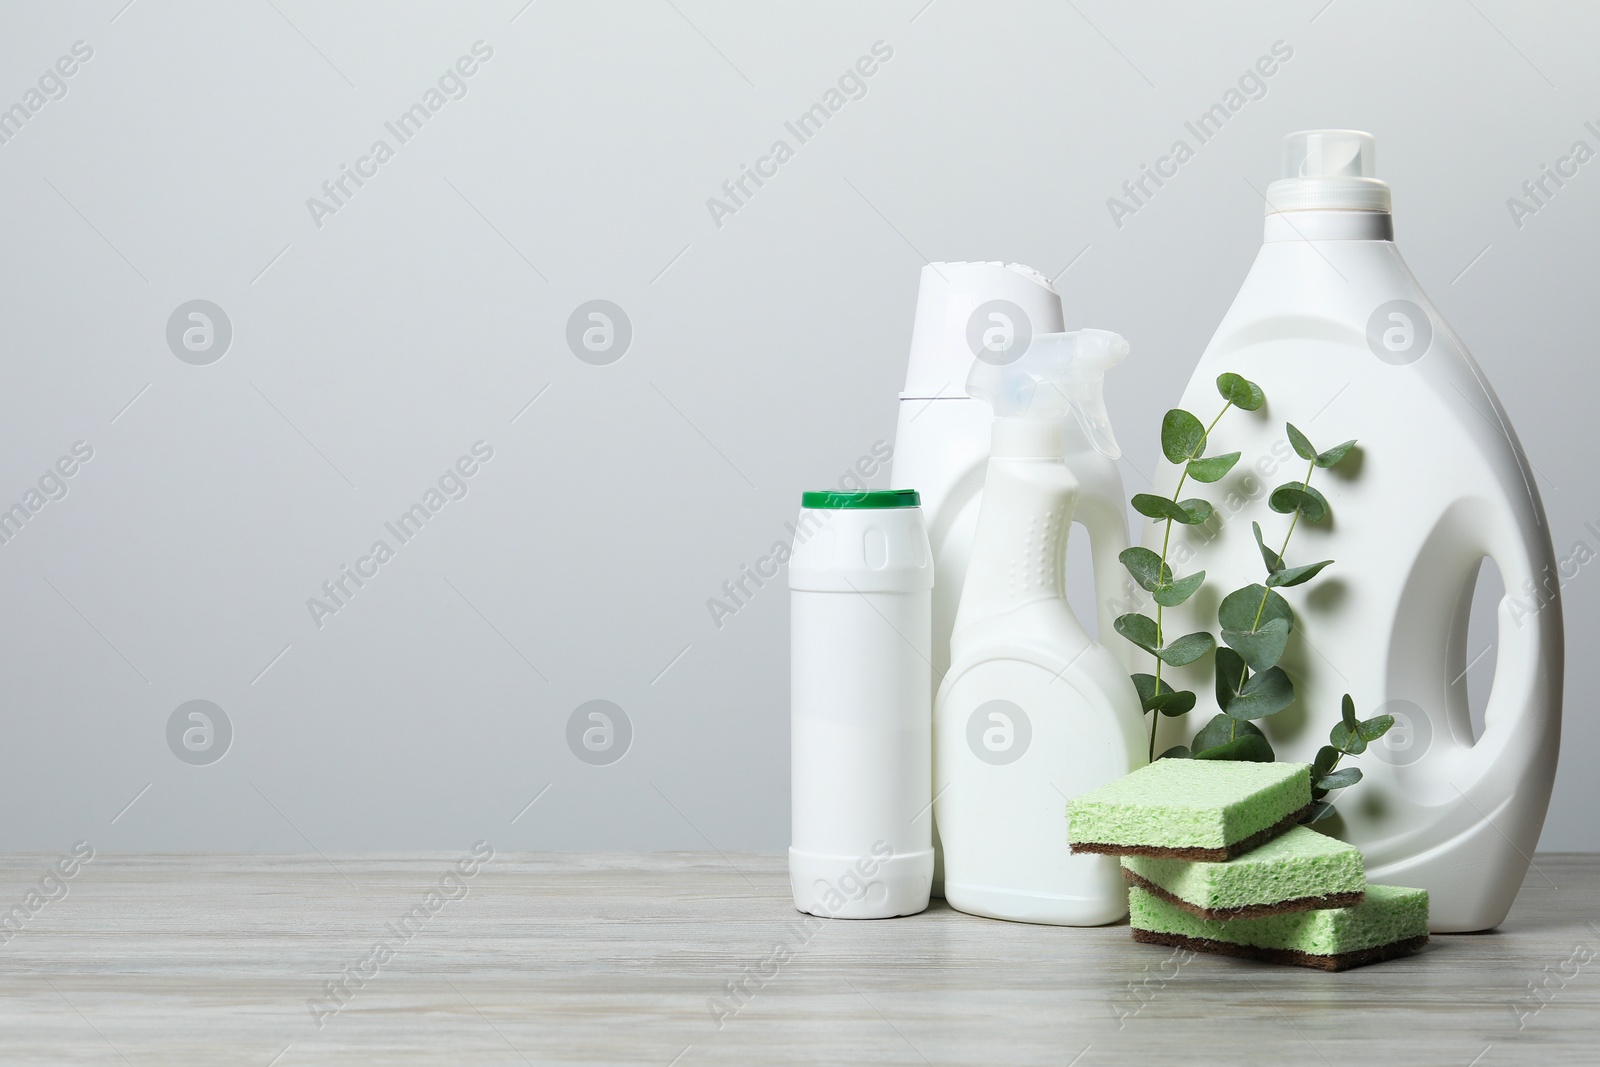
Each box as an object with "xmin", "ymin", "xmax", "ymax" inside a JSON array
[
  {"xmin": 1121, "ymin": 825, "xmax": 1366, "ymax": 919},
  {"xmin": 1067, "ymin": 759, "xmax": 1312, "ymax": 861},
  {"xmin": 1128, "ymin": 883, "xmax": 1429, "ymax": 971}
]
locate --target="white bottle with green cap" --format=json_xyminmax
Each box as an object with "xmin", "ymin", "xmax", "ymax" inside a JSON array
[
  {"xmin": 789, "ymin": 489, "xmax": 934, "ymax": 918},
  {"xmin": 934, "ymin": 330, "xmax": 1146, "ymax": 926}
]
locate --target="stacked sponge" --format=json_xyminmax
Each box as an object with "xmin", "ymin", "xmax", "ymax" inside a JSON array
[{"xmin": 1067, "ymin": 760, "xmax": 1428, "ymax": 971}]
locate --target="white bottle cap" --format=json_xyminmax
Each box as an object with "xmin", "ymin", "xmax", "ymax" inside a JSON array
[
  {"xmin": 901, "ymin": 262, "xmax": 1065, "ymax": 399},
  {"xmin": 1264, "ymin": 130, "xmax": 1391, "ymax": 214}
]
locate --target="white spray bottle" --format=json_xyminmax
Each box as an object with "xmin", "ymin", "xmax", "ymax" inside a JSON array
[
  {"xmin": 1151, "ymin": 131, "xmax": 1562, "ymax": 932},
  {"xmin": 890, "ymin": 262, "xmax": 1133, "ymax": 894},
  {"xmin": 934, "ymin": 329, "xmax": 1145, "ymax": 926}
]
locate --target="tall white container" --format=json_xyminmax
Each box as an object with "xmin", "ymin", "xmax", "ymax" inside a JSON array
[
  {"xmin": 1150, "ymin": 131, "xmax": 1562, "ymax": 932},
  {"xmin": 789, "ymin": 489, "xmax": 934, "ymax": 919}
]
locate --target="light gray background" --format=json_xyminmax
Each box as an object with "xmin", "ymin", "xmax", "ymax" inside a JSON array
[{"xmin": 0, "ymin": 0, "xmax": 1593, "ymax": 851}]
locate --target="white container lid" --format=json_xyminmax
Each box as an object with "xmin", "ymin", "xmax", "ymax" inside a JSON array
[
  {"xmin": 789, "ymin": 492, "xmax": 933, "ymax": 593},
  {"xmin": 1264, "ymin": 130, "xmax": 1391, "ymax": 213}
]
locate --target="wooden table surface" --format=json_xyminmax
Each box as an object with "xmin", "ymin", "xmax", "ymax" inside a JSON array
[{"xmin": 2, "ymin": 850, "xmax": 1596, "ymax": 1065}]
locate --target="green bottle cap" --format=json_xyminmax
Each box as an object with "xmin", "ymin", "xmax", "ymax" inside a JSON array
[{"xmin": 800, "ymin": 489, "xmax": 921, "ymax": 510}]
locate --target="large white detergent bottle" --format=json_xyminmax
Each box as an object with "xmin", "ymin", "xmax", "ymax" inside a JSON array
[
  {"xmin": 891, "ymin": 262, "xmax": 1133, "ymax": 895},
  {"xmin": 934, "ymin": 329, "xmax": 1146, "ymax": 926},
  {"xmin": 1152, "ymin": 131, "xmax": 1562, "ymax": 932}
]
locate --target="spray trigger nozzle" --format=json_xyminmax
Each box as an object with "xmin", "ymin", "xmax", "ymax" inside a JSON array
[{"xmin": 965, "ymin": 329, "xmax": 1128, "ymax": 459}]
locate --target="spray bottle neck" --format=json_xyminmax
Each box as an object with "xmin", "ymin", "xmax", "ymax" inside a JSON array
[
  {"xmin": 991, "ymin": 417, "xmax": 1064, "ymax": 459},
  {"xmin": 965, "ymin": 329, "xmax": 1127, "ymax": 460}
]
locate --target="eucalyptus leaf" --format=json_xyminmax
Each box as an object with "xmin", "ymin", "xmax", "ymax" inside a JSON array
[
  {"xmin": 1131, "ymin": 672, "xmax": 1167, "ymax": 708},
  {"xmin": 1268, "ymin": 482, "xmax": 1330, "ymax": 523},
  {"xmin": 1216, "ymin": 372, "xmax": 1265, "ymax": 411},
  {"xmin": 1218, "ymin": 584, "xmax": 1293, "ymax": 632},
  {"xmin": 1136, "ymin": 493, "xmax": 1215, "ymax": 526},
  {"xmin": 1175, "ymin": 498, "xmax": 1214, "ymax": 526},
  {"xmin": 1218, "ymin": 585, "xmax": 1294, "ymax": 670},
  {"xmin": 1156, "ymin": 691, "xmax": 1197, "ymax": 716},
  {"xmin": 1158, "ymin": 745, "xmax": 1192, "ymax": 760},
  {"xmin": 1267, "ymin": 559, "xmax": 1334, "ymax": 588},
  {"xmin": 1186, "ymin": 452, "xmax": 1241, "ymax": 483},
  {"xmin": 1317, "ymin": 766, "xmax": 1363, "ymax": 791},
  {"xmin": 1286, "ymin": 422, "xmax": 1318, "ymax": 463},
  {"xmin": 1315, "ymin": 439, "xmax": 1358, "ymax": 469},
  {"xmin": 1131, "ymin": 494, "xmax": 1187, "ymax": 523},
  {"xmin": 1152, "ymin": 570, "xmax": 1206, "ymax": 607},
  {"xmin": 1252, "ymin": 521, "xmax": 1284, "ymax": 574},
  {"xmin": 1222, "ymin": 666, "xmax": 1295, "ymax": 720},
  {"xmin": 1119, "ymin": 546, "xmax": 1169, "ymax": 593},
  {"xmin": 1158, "ymin": 694, "xmax": 1196, "ymax": 716},
  {"xmin": 1329, "ymin": 721, "xmax": 1368, "ymax": 755},
  {"xmin": 1218, "ymin": 584, "xmax": 1293, "ymax": 672},
  {"xmin": 1357, "ymin": 714, "xmax": 1396, "ymax": 742},
  {"xmin": 1215, "ymin": 646, "xmax": 1247, "ymax": 712},
  {"xmin": 1313, "ymin": 744, "xmax": 1341, "ymax": 777},
  {"xmin": 1341, "ymin": 694, "xmax": 1358, "ymax": 731},
  {"xmin": 1221, "ymin": 616, "xmax": 1291, "ymax": 673},
  {"xmin": 1131, "ymin": 674, "xmax": 1196, "ymax": 717},
  {"xmin": 1194, "ymin": 734, "xmax": 1276, "ymax": 762},
  {"xmin": 1156, "ymin": 631, "xmax": 1214, "ymax": 667},
  {"xmin": 1191, "ymin": 713, "xmax": 1264, "ymax": 754},
  {"xmin": 1161, "ymin": 409, "xmax": 1207, "ymax": 463},
  {"xmin": 1114, "ymin": 613, "xmax": 1160, "ymax": 653}
]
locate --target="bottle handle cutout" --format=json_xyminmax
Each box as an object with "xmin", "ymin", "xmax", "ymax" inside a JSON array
[
  {"xmin": 1462, "ymin": 510, "xmax": 1561, "ymax": 786},
  {"xmin": 1389, "ymin": 497, "xmax": 1560, "ymax": 801}
]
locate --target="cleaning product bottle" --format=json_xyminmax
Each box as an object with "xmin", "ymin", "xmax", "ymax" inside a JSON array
[
  {"xmin": 934, "ymin": 329, "xmax": 1146, "ymax": 926},
  {"xmin": 891, "ymin": 262, "xmax": 1133, "ymax": 895},
  {"xmin": 1151, "ymin": 130, "xmax": 1562, "ymax": 932},
  {"xmin": 789, "ymin": 489, "xmax": 934, "ymax": 919}
]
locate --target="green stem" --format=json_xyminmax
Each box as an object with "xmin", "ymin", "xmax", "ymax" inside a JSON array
[{"xmin": 1148, "ymin": 401, "xmax": 1233, "ymax": 762}]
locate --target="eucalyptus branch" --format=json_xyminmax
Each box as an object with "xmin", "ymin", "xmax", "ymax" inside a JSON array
[
  {"xmin": 1114, "ymin": 396, "xmax": 1396, "ymax": 815},
  {"xmin": 1182, "ymin": 417, "xmax": 1397, "ymax": 822},
  {"xmin": 1114, "ymin": 374, "xmax": 1263, "ymax": 763},
  {"xmin": 1146, "ymin": 400, "xmax": 1236, "ymax": 761}
]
